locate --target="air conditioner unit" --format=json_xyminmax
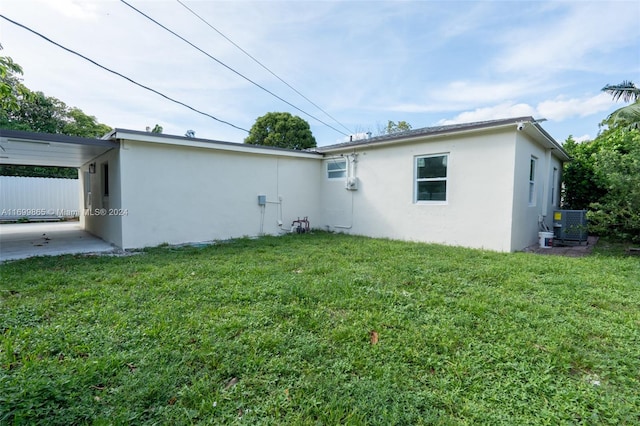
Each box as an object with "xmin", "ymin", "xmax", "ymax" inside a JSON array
[
  {"xmin": 345, "ymin": 176, "xmax": 358, "ymax": 191},
  {"xmin": 553, "ymin": 210, "xmax": 588, "ymax": 245}
]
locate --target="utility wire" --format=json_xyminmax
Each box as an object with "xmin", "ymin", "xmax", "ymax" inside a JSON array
[
  {"xmin": 0, "ymin": 14, "xmax": 250, "ymax": 133},
  {"xmin": 176, "ymin": 0, "xmax": 353, "ymax": 135},
  {"xmin": 120, "ymin": 0, "xmax": 350, "ymax": 137}
]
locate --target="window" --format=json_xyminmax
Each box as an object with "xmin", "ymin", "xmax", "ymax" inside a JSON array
[
  {"xmin": 83, "ymin": 171, "xmax": 92, "ymax": 209},
  {"xmin": 102, "ymin": 163, "xmax": 109, "ymax": 197},
  {"xmin": 551, "ymin": 167, "xmax": 558, "ymax": 207},
  {"xmin": 528, "ymin": 156, "xmax": 537, "ymax": 206},
  {"xmin": 327, "ymin": 158, "xmax": 347, "ymax": 179},
  {"xmin": 415, "ymin": 154, "xmax": 448, "ymax": 202}
]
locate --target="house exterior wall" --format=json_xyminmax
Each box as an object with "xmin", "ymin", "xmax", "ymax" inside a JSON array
[
  {"xmin": 73, "ymin": 123, "xmax": 565, "ymax": 253},
  {"xmin": 320, "ymin": 129, "xmax": 518, "ymax": 252},
  {"xmin": 509, "ymin": 133, "xmax": 565, "ymax": 251},
  {"xmin": 79, "ymin": 148, "xmax": 123, "ymax": 247},
  {"xmin": 117, "ymin": 139, "xmax": 321, "ymax": 249}
]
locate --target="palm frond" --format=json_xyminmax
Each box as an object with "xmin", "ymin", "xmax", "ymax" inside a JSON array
[
  {"xmin": 607, "ymin": 101, "xmax": 640, "ymax": 130},
  {"xmin": 602, "ymin": 80, "xmax": 639, "ymax": 103}
]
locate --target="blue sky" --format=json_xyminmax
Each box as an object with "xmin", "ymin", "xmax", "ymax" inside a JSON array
[{"xmin": 2, "ymin": 0, "xmax": 639, "ymax": 146}]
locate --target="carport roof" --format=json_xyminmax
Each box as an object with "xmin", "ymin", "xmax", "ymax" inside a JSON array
[{"xmin": 0, "ymin": 129, "xmax": 118, "ymax": 168}]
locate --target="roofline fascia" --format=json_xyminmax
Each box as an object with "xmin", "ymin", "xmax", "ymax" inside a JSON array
[
  {"xmin": 111, "ymin": 129, "xmax": 323, "ymax": 159},
  {"xmin": 0, "ymin": 128, "xmax": 119, "ymax": 148},
  {"xmin": 319, "ymin": 119, "xmax": 571, "ymax": 162},
  {"xmin": 318, "ymin": 121, "xmax": 520, "ymax": 153},
  {"xmin": 530, "ymin": 122, "xmax": 571, "ymax": 161}
]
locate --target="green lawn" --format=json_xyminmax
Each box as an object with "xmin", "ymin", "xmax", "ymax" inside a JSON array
[{"xmin": 1, "ymin": 233, "xmax": 639, "ymax": 425}]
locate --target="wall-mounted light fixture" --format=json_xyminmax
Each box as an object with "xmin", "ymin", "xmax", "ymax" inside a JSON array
[{"xmin": 88, "ymin": 163, "xmax": 96, "ymax": 174}]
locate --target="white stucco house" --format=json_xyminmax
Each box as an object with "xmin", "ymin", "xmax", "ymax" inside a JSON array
[{"xmin": 0, "ymin": 116, "xmax": 569, "ymax": 252}]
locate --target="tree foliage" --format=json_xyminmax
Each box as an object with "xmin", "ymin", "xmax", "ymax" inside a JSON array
[
  {"xmin": 385, "ymin": 120, "xmax": 412, "ymax": 135},
  {"xmin": 602, "ymin": 80, "xmax": 640, "ymax": 131},
  {"xmin": 0, "ymin": 55, "xmax": 112, "ymax": 137},
  {"xmin": 0, "ymin": 56, "xmax": 112, "ymax": 178},
  {"xmin": 245, "ymin": 112, "xmax": 316, "ymax": 150},
  {"xmin": 376, "ymin": 120, "xmax": 412, "ymax": 136},
  {"xmin": 562, "ymin": 80, "xmax": 640, "ymax": 242},
  {"xmin": 0, "ymin": 55, "xmax": 25, "ymax": 112},
  {"xmin": 587, "ymin": 128, "xmax": 640, "ymax": 242},
  {"xmin": 562, "ymin": 128, "xmax": 640, "ymax": 242},
  {"xmin": 561, "ymin": 136, "xmax": 607, "ymax": 210}
]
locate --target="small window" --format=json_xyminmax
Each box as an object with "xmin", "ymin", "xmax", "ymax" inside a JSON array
[
  {"xmin": 416, "ymin": 154, "xmax": 448, "ymax": 202},
  {"xmin": 327, "ymin": 158, "xmax": 347, "ymax": 179},
  {"xmin": 102, "ymin": 163, "xmax": 109, "ymax": 197},
  {"xmin": 551, "ymin": 167, "xmax": 558, "ymax": 207},
  {"xmin": 528, "ymin": 156, "xmax": 537, "ymax": 206},
  {"xmin": 83, "ymin": 171, "xmax": 92, "ymax": 209}
]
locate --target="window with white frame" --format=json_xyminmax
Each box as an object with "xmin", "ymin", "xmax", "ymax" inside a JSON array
[
  {"xmin": 528, "ymin": 156, "xmax": 537, "ymax": 206},
  {"xmin": 327, "ymin": 158, "xmax": 347, "ymax": 179},
  {"xmin": 415, "ymin": 154, "xmax": 448, "ymax": 202}
]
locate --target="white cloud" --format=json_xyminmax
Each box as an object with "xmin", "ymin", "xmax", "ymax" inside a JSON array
[
  {"xmin": 437, "ymin": 93, "xmax": 616, "ymax": 126},
  {"xmin": 436, "ymin": 102, "xmax": 536, "ymax": 125},
  {"xmin": 49, "ymin": 0, "xmax": 99, "ymax": 20},
  {"xmin": 537, "ymin": 93, "xmax": 613, "ymax": 121},
  {"xmin": 430, "ymin": 80, "xmax": 539, "ymax": 106},
  {"xmin": 493, "ymin": 2, "xmax": 640, "ymax": 75},
  {"xmin": 574, "ymin": 134, "xmax": 592, "ymax": 143}
]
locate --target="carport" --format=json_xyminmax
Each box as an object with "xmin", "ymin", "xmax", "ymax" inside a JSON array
[
  {"xmin": 0, "ymin": 222, "xmax": 117, "ymax": 262},
  {"xmin": 0, "ymin": 129, "xmax": 119, "ymax": 261}
]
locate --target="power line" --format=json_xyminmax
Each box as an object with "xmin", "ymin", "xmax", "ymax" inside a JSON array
[
  {"xmin": 119, "ymin": 0, "xmax": 350, "ymax": 137},
  {"xmin": 176, "ymin": 0, "xmax": 354, "ymax": 135},
  {"xmin": 0, "ymin": 14, "xmax": 249, "ymax": 133}
]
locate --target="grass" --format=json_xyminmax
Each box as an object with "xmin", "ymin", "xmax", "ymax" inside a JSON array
[{"xmin": 1, "ymin": 232, "xmax": 639, "ymax": 425}]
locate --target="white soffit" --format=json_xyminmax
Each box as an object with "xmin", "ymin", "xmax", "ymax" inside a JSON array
[{"xmin": 0, "ymin": 129, "xmax": 118, "ymax": 168}]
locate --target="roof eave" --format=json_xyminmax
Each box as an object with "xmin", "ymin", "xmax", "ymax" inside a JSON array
[{"xmin": 110, "ymin": 129, "xmax": 323, "ymax": 159}]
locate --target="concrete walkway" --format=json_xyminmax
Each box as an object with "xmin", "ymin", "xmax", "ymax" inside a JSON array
[{"xmin": 0, "ymin": 222, "xmax": 117, "ymax": 262}]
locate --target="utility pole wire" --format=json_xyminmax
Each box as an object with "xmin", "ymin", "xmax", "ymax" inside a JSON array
[
  {"xmin": 119, "ymin": 0, "xmax": 349, "ymax": 137},
  {"xmin": 176, "ymin": 0, "xmax": 353, "ymax": 135},
  {"xmin": 0, "ymin": 14, "xmax": 250, "ymax": 133}
]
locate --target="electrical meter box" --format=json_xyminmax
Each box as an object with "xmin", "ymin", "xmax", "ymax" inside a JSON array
[{"xmin": 553, "ymin": 210, "xmax": 588, "ymax": 245}]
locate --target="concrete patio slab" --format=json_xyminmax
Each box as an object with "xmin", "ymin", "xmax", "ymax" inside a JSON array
[
  {"xmin": 0, "ymin": 221, "xmax": 117, "ymax": 262},
  {"xmin": 522, "ymin": 236, "xmax": 599, "ymax": 257}
]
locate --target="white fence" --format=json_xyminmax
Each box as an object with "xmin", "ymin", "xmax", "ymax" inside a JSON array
[{"xmin": 0, "ymin": 176, "xmax": 79, "ymax": 220}]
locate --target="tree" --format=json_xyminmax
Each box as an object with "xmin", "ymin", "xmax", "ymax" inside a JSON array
[
  {"xmin": 561, "ymin": 136, "xmax": 607, "ymax": 210},
  {"xmin": 376, "ymin": 120, "xmax": 412, "ymax": 136},
  {"xmin": 602, "ymin": 80, "xmax": 640, "ymax": 130},
  {"xmin": 0, "ymin": 56, "xmax": 112, "ymax": 137},
  {"xmin": 63, "ymin": 107, "xmax": 112, "ymax": 138},
  {"xmin": 586, "ymin": 127, "xmax": 640, "ymax": 242},
  {"xmin": 245, "ymin": 112, "xmax": 316, "ymax": 150},
  {"xmin": 0, "ymin": 56, "xmax": 113, "ymax": 178},
  {"xmin": 0, "ymin": 55, "xmax": 25, "ymax": 112},
  {"xmin": 562, "ymin": 127, "xmax": 640, "ymax": 242},
  {"xmin": 147, "ymin": 124, "xmax": 163, "ymax": 133},
  {"xmin": 386, "ymin": 120, "xmax": 412, "ymax": 134}
]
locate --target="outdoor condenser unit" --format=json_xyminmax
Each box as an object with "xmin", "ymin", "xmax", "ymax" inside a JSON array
[{"xmin": 553, "ymin": 210, "xmax": 588, "ymax": 245}]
